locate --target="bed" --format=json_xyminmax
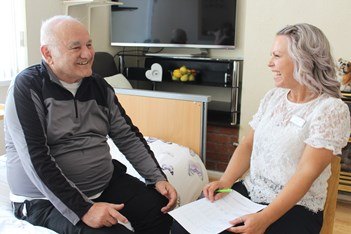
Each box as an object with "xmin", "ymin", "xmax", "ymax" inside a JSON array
[{"xmin": 0, "ymin": 89, "xmax": 211, "ymax": 233}]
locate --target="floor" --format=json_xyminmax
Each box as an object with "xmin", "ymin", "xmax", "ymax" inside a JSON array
[{"xmin": 334, "ymin": 200, "xmax": 351, "ymax": 234}]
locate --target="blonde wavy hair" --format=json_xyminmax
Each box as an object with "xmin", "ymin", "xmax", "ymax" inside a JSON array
[{"xmin": 277, "ymin": 23, "xmax": 341, "ymax": 98}]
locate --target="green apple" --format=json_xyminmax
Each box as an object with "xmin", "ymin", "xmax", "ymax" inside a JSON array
[
  {"xmin": 172, "ymin": 76, "xmax": 179, "ymax": 81},
  {"xmin": 188, "ymin": 74, "xmax": 195, "ymax": 81}
]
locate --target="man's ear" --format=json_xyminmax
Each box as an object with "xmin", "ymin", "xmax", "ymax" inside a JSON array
[{"xmin": 40, "ymin": 45, "xmax": 53, "ymax": 64}]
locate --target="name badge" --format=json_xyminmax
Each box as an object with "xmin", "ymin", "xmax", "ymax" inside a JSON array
[{"xmin": 290, "ymin": 115, "xmax": 305, "ymax": 127}]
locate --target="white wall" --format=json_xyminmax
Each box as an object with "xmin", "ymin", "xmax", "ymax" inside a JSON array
[{"xmin": 26, "ymin": 0, "xmax": 63, "ymax": 65}]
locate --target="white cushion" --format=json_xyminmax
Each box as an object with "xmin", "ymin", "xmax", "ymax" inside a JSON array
[
  {"xmin": 105, "ymin": 74, "xmax": 133, "ymax": 89},
  {"xmin": 108, "ymin": 137, "xmax": 209, "ymax": 207}
]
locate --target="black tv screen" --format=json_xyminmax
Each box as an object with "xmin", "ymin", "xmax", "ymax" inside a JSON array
[{"xmin": 110, "ymin": 0, "xmax": 237, "ymax": 49}]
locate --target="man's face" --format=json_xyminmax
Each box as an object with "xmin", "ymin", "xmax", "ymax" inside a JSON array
[{"xmin": 45, "ymin": 21, "xmax": 95, "ymax": 83}]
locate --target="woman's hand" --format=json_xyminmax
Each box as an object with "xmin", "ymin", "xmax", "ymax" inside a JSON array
[
  {"xmin": 203, "ymin": 180, "xmax": 232, "ymax": 202},
  {"xmin": 227, "ymin": 212, "xmax": 270, "ymax": 234}
]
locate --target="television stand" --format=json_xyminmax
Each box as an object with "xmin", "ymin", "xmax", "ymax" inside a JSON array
[
  {"xmin": 145, "ymin": 48, "xmax": 210, "ymax": 59},
  {"xmin": 123, "ymin": 56, "xmax": 243, "ymax": 126},
  {"xmin": 144, "ymin": 53, "xmax": 195, "ymax": 58},
  {"xmin": 195, "ymin": 48, "xmax": 209, "ymax": 57}
]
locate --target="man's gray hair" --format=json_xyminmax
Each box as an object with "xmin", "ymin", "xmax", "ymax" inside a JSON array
[
  {"xmin": 277, "ymin": 23, "xmax": 341, "ymax": 98},
  {"xmin": 40, "ymin": 15, "xmax": 81, "ymax": 46}
]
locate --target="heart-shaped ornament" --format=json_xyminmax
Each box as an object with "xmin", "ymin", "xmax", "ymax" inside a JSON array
[{"xmin": 145, "ymin": 63, "xmax": 162, "ymax": 82}]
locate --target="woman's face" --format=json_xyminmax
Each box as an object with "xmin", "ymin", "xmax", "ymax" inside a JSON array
[{"xmin": 268, "ymin": 35, "xmax": 296, "ymax": 88}]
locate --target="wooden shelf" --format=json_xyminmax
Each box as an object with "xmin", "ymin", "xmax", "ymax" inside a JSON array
[
  {"xmin": 342, "ymin": 92, "xmax": 351, "ymax": 98},
  {"xmin": 63, "ymin": 0, "xmax": 122, "ymax": 7},
  {"xmin": 339, "ymin": 171, "xmax": 351, "ymax": 193},
  {"xmin": 62, "ymin": 0, "xmax": 123, "ymax": 31},
  {"xmin": 63, "ymin": 0, "xmax": 122, "ymax": 12}
]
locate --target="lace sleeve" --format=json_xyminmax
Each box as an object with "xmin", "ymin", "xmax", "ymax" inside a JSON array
[
  {"xmin": 249, "ymin": 88, "xmax": 279, "ymax": 129},
  {"xmin": 305, "ymin": 98, "xmax": 350, "ymax": 155}
]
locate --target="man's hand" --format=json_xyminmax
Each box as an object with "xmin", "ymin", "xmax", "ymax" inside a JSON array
[
  {"xmin": 81, "ymin": 202, "xmax": 128, "ymax": 228},
  {"xmin": 155, "ymin": 181, "xmax": 177, "ymax": 213}
]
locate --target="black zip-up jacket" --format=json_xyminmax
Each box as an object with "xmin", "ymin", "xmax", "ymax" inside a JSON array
[{"xmin": 5, "ymin": 61, "xmax": 166, "ymax": 224}]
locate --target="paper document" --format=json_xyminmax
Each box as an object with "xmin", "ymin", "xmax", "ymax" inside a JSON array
[{"xmin": 169, "ymin": 190, "xmax": 267, "ymax": 234}]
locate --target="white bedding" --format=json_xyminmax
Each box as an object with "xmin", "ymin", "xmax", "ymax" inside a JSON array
[
  {"xmin": 0, "ymin": 137, "xmax": 208, "ymax": 233},
  {"xmin": 0, "ymin": 156, "xmax": 57, "ymax": 234}
]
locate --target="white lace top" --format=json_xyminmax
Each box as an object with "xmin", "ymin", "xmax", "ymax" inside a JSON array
[{"xmin": 243, "ymin": 88, "xmax": 350, "ymax": 212}]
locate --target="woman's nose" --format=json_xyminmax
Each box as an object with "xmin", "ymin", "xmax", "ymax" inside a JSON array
[{"xmin": 267, "ymin": 58, "xmax": 274, "ymax": 67}]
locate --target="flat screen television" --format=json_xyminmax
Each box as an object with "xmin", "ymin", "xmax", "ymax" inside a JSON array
[{"xmin": 110, "ymin": 0, "xmax": 237, "ymax": 50}]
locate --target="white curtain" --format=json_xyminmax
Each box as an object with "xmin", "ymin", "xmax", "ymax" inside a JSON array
[{"xmin": 0, "ymin": 0, "xmax": 27, "ymax": 82}]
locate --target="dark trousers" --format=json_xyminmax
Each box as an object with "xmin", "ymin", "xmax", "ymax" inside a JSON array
[
  {"xmin": 13, "ymin": 160, "xmax": 173, "ymax": 234},
  {"xmin": 171, "ymin": 181, "xmax": 323, "ymax": 234}
]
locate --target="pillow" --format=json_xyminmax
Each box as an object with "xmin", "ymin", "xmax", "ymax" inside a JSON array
[
  {"xmin": 105, "ymin": 74, "xmax": 133, "ymax": 89},
  {"xmin": 107, "ymin": 137, "xmax": 209, "ymax": 207}
]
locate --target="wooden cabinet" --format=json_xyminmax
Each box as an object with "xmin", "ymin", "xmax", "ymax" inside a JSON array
[{"xmin": 115, "ymin": 89, "xmax": 210, "ymax": 161}]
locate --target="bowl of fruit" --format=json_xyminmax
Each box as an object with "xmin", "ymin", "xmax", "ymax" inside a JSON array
[{"xmin": 171, "ymin": 65, "xmax": 198, "ymax": 82}]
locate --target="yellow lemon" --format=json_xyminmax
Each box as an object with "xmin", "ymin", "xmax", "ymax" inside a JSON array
[
  {"xmin": 173, "ymin": 69, "xmax": 182, "ymax": 78},
  {"xmin": 180, "ymin": 74, "xmax": 189, "ymax": 82},
  {"xmin": 179, "ymin": 66, "xmax": 188, "ymax": 75},
  {"xmin": 188, "ymin": 74, "xmax": 195, "ymax": 81}
]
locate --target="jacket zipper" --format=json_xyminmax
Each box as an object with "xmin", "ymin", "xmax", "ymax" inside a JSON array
[
  {"xmin": 53, "ymin": 79, "xmax": 80, "ymax": 118},
  {"xmin": 74, "ymin": 98, "xmax": 78, "ymax": 118}
]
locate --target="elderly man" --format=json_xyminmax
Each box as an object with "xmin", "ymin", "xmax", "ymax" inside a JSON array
[{"xmin": 4, "ymin": 15, "xmax": 177, "ymax": 234}]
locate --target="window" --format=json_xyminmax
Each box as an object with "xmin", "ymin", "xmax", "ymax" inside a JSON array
[{"xmin": 0, "ymin": 0, "xmax": 27, "ymax": 84}]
